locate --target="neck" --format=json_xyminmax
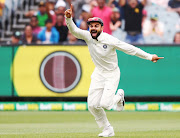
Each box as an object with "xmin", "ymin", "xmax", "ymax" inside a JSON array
[
  {"xmin": 46, "ymin": 28, "xmax": 51, "ymax": 32},
  {"xmin": 99, "ymin": 6, "xmax": 104, "ymax": 9},
  {"xmin": 26, "ymin": 35, "xmax": 32, "ymax": 38}
]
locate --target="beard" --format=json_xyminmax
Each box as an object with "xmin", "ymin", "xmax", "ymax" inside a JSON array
[{"xmin": 90, "ymin": 30, "xmax": 102, "ymax": 39}]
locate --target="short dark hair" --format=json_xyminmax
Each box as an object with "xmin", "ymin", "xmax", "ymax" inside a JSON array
[
  {"xmin": 31, "ymin": 15, "xmax": 38, "ymax": 21},
  {"xmin": 45, "ymin": 19, "xmax": 53, "ymax": 24}
]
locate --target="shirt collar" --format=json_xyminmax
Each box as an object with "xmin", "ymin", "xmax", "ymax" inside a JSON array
[{"xmin": 97, "ymin": 31, "xmax": 104, "ymax": 41}]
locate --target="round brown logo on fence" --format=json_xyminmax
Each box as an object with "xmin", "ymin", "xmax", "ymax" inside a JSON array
[{"xmin": 40, "ymin": 51, "xmax": 81, "ymax": 93}]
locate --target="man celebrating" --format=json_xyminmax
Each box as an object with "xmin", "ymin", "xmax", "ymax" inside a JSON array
[{"xmin": 65, "ymin": 5, "xmax": 163, "ymax": 137}]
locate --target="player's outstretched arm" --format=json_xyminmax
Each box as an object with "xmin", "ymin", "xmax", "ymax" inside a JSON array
[
  {"xmin": 111, "ymin": 37, "xmax": 164, "ymax": 63},
  {"xmin": 64, "ymin": 5, "xmax": 90, "ymax": 41}
]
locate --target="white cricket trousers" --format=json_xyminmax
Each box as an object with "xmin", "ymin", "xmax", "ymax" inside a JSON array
[{"xmin": 88, "ymin": 67, "xmax": 120, "ymax": 128}]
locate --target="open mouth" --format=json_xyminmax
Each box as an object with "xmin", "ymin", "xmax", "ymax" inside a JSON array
[{"xmin": 91, "ymin": 30, "xmax": 97, "ymax": 36}]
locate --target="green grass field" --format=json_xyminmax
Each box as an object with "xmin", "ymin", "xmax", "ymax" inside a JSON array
[{"xmin": 0, "ymin": 111, "xmax": 180, "ymax": 138}]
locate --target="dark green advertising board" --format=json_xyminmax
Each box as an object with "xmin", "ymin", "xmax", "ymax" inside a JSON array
[
  {"xmin": 117, "ymin": 46, "xmax": 180, "ymax": 96},
  {"xmin": 0, "ymin": 47, "xmax": 13, "ymax": 96},
  {"xmin": 0, "ymin": 45, "xmax": 179, "ymax": 97}
]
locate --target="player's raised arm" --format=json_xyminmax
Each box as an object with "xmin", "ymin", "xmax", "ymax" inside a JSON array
[
  {"xmin": 64, "ymin": 4, "xmax": 90, "ymax": 41},
  {"xmin": 64, "ymin": 4, "xmax": 73, "ymax": 18}
]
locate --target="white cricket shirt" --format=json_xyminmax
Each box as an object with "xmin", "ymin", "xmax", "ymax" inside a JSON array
[{"xmin": 66, "ymin": 17, "xmax": 153, "ymax": 71}]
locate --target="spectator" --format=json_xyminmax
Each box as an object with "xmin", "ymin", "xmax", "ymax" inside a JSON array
[
  {"xmin": 11, "ymin": 31, "xmax": 22, "ymax": 44},
  {"xmin": 21, "ymin": 25, "xmax": 38, "ymax": 44},
  {"xmin": 25, "ymin": 1, "xmax": 48, "ymax": 27},
  {"xmin": 141, "ymin": 9, "xmax": 147, "ymax": 27},
  {"xmin": 76, "ymin": 4, "xmax": 91, "ymax": 29},
  {"xmin": 38, "ymin": 19, "xmax": 59, "ymax": 44},
  {"xmin": 108, "ymin": 0, "xmax": 125, "ymax": 20},
  {"xmin": 92, "ymin": 0, "xmax": 112, "ymax": 34},
  {"xmin": 36, "ymin": 1, "xmax": 49, "ymax": 27},
  {"xmin": 143, "ymin": 14, "xmax": 164, "ymax": 37},
  {"xmin": 30, "ymin": 16, "xmax": 42, "ymax": 35},
  {"xmin": 168, "ymin": 0, "xmax": 180, "ymax": 15},
  {"xmin": 110, "ymin": 7, "xmax": 121, "ymax": 32},
  {"xmin": 49, "ymin": 0, "xmax": 77, "ymax": 27},
  {"xmin": 120, "ymin": 0, "xmax": 146, "ymax": 44},
  {"xmin": 52, "ymin": 0, "xmax": 67, "ymax": 25},
  {"xmin": 63, "ymin": 31, "xmax": 85, "ymax": 45},
  {"xmin": 46, "ymin": 0, "xmax": 56, "ymax": 11},
  {"xmin": 55, "ymin": 14, "xmax": 68, "ymax": 43},
  {"xmin": 80, "ymin": 20, "xmax": 88, "ymax": 30},
  {"xmin": 174, "ymin": 31, "xmax": 180, "ymax": 44},
  {"xmin": 55, "ymin": 0, "xmax": 66, "ymax": 15},
  {"xmin": 89, "ymin": 0, "xmax": 98, "ymax": 11},
  {"xmin": 0, "ymin": 0, "xmax": 5, "ymax": 31},
  {"xmin": 0, "ymin": 0, "xmax": 5, "ymax": 17},
  {"xmin": 66, "ymin": 0, "xmax": 86, "ymax": 20},
  {"xmin": 46, "ymin": 0, "xmax": 56, "ymax": 24},
  {"xmin": 147, "ymin": 0, "xmax": 169, "ymax": 8}
]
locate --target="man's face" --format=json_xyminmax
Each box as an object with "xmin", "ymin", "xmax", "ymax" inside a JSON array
[
  {"xmin": 150, "ymin": 19, "xmax": 158, "ymax": 26},
  {"xmin": 128, "ymin": 0, "xmax": 138, "ymax": 9},
  {"xmin": 97, "ymin": 0, "xmax": 105, "ymax": 9},
  {"xmin": 39, "ymin": 6, "xmax": 46, "ymax": 14},
  {"xmin": 46, "ymin": 22, "xmax": 53, "ymax": 30},
  {"xmin": 56, "ymin": 15, "xmax": 64, "ymax": 24},
  {"xmin": 30, "ymin": 17, "xmax": 38, "ymax": 27},
  {"xmin": 89, "ymin": 22, "xmax": 103, "ymax": 39},
  {"xmin": 112, "ymin": 12, "xmax": 120, "ymax": 20},
  {"xmin": 55, "ymin": 6, "xmax": 65, "ymax": 15}
]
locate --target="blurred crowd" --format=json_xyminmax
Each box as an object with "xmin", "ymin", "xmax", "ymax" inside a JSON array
[{"xmin": 0, "ymin": 0, "xmax": 180, "ymax": 45}]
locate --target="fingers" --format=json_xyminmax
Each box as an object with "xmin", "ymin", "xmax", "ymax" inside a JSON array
[
  {"xmin": 152, "ymin": 56, "xmax": 164, "ymax": 63},
  {"xmin": 157, "ymin": 57, "xmax": 164, "ymax": 59},
  {"xmin": 65, "ymin": 8, "xmax": 72, "ymax": 18},
  {"xmin": 70, "ymin": 4, "xmax": 73, "ymax": 11}
]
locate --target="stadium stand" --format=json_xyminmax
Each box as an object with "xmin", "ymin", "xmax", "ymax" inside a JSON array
[
  {"xmin": 144, "ymin": 4, "xmax": 179, "ymax": 43},
  {"xmin": 0, "ymin": 0, "xmax": 179, "ymax": 44},
  {"xmin": 0, "ymin": 0, "xmax": 38, "ymax": 42}
]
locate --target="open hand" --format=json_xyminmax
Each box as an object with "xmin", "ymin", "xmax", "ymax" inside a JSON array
[
  {"xmin": 152, "ymin": 54, "xmax": 164, "ymax": 63},
  {"xmin": 64, "ymin": 4, "xmax": 73, "ymax": 18}
]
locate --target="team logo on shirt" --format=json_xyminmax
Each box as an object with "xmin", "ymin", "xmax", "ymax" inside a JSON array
[{"xmin": 103, "ymin": 45, "xmax": 107, "ymax": 49}]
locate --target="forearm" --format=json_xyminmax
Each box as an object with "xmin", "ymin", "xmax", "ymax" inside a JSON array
[
  {"xmin": 134, "ymin": 47, "xmax": 152, "ymax": 60},
  {"xmin": 110, "ymin": 22, "xmax": 116, "ymax": 31},
  {"xmin": 65, "ymin": 17, "xmax": 89, "ymax": 41}
]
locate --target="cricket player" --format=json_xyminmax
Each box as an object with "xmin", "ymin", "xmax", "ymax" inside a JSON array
[{"xmin": 65, "ymin": 5, "xmax": 164, "ymax": 137}]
